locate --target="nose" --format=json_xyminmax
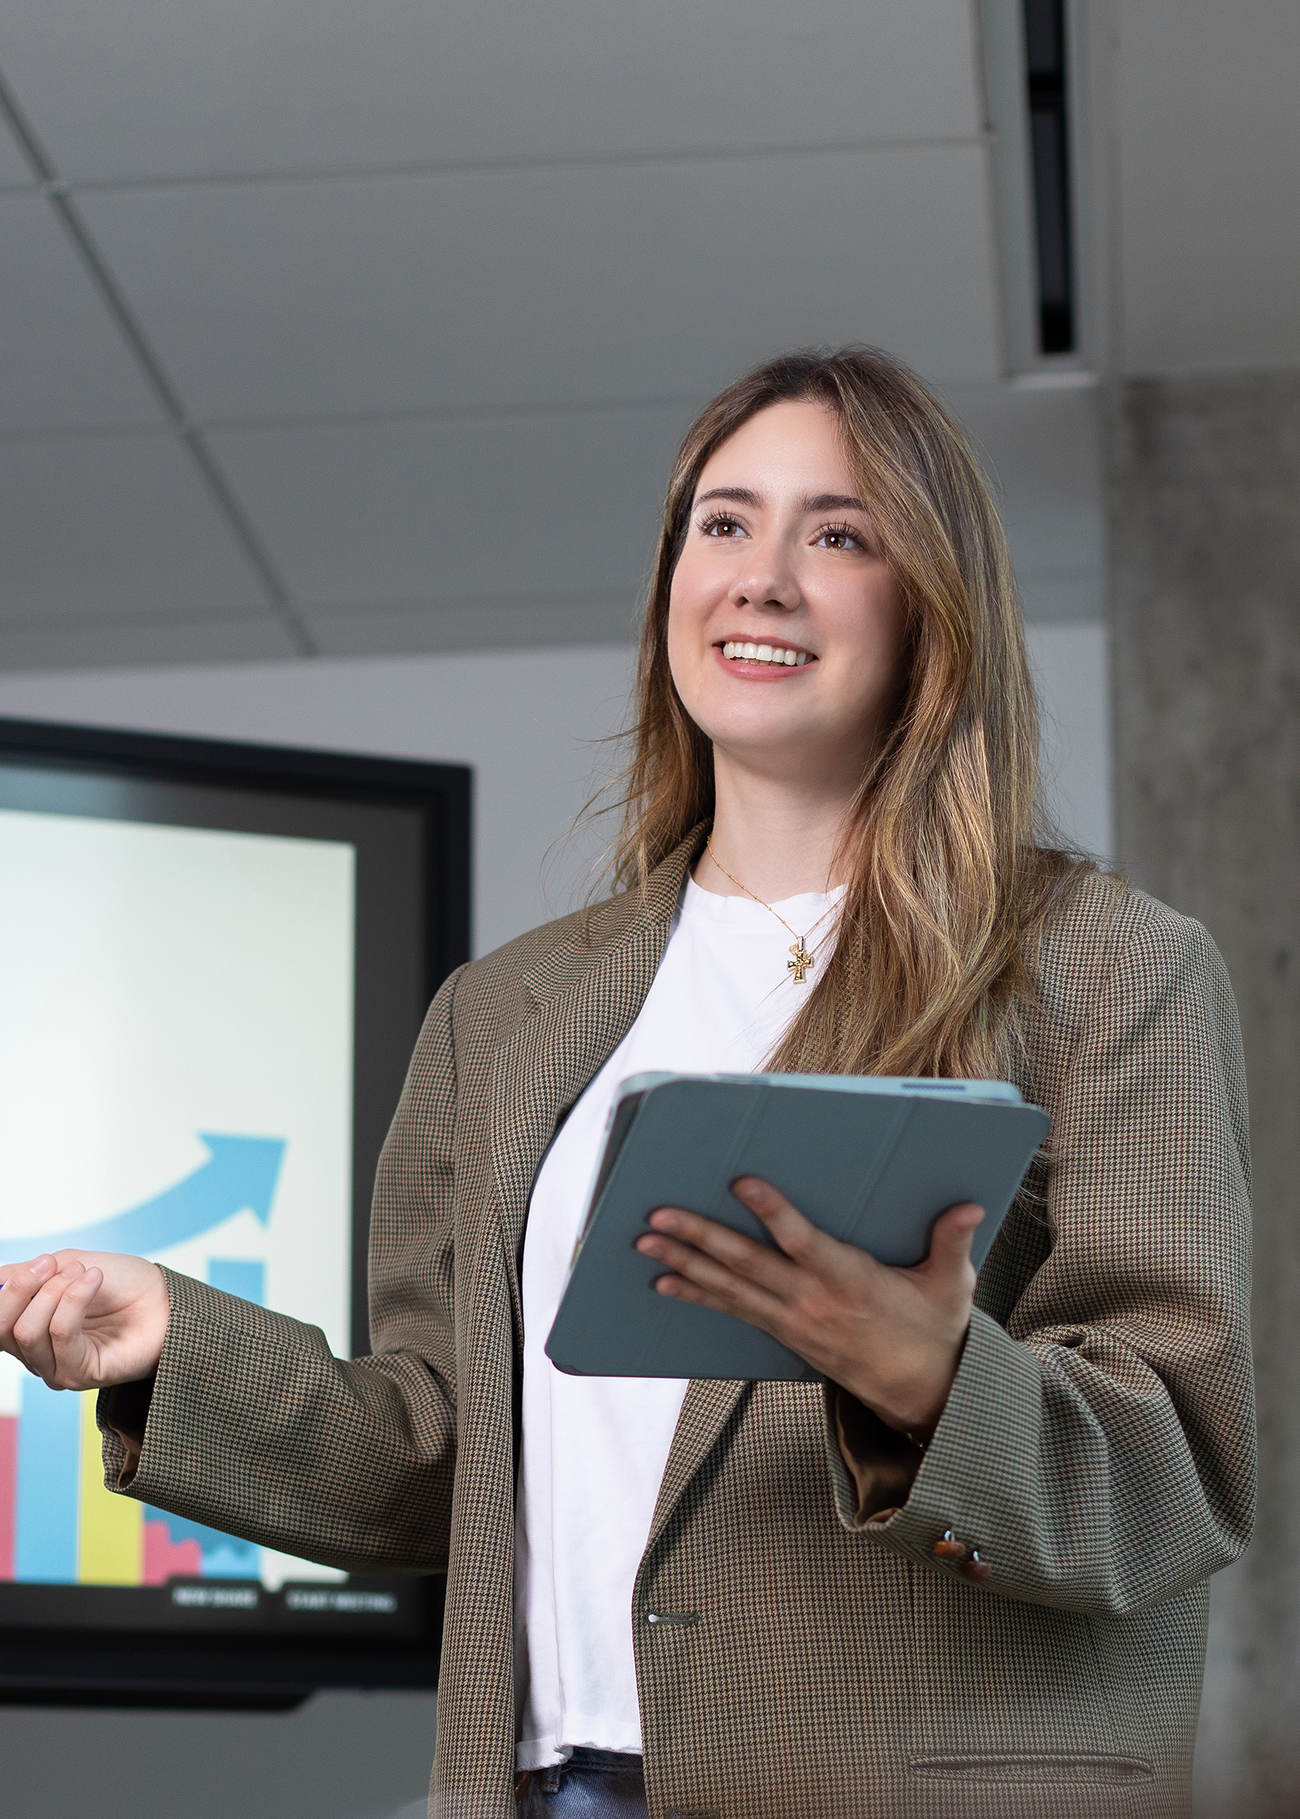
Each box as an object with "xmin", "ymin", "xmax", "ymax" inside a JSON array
[{"xmin": 727, "ymin": 534, "xmax": 801, "ymax": 615}]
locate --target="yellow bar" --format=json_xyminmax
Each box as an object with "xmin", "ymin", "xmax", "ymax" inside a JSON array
[{"xmin": 78, "ymin": 1389, "xmax": 143, "ymax": 1585}]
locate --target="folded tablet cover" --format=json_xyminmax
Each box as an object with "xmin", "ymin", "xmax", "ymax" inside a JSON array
[{"xmin": 544, "ymin": 1072, "xmax": 1050, "ymax": 1381}]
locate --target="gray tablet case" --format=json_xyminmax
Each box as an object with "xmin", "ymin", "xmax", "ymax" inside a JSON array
[{"xmin": 544, "ymin": 1071, "xmax": 1050, "ymax": 1381}]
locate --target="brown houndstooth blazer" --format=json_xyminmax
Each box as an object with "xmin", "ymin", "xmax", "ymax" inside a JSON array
[{"xmin": 101, "ymin": 829, "xmax": 1254, "ymax": 1819}]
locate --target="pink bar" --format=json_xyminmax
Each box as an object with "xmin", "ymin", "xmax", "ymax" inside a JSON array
[
  {"xmin": 143, "ymin": 1520, "xmax": 203, "ymax": 1586},
  {"xmin": 0, "ymin": 1416, "xmax": 16, "ymax": 1581}
]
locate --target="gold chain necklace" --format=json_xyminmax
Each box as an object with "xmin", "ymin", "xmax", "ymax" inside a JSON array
[{"xmin": 704, "ymin": 835, "xmax": 841, "ymax": 985}]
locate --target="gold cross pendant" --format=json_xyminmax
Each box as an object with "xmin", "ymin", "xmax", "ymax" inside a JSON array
[{"xmin": 787, "ymin": 939, "xmax": 814, "ymax": 984}]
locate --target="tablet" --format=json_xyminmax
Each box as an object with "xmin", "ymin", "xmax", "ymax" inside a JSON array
[{"xmin": 544, "ymin": 1071, "xmax": 1050, "ymax": 1380}]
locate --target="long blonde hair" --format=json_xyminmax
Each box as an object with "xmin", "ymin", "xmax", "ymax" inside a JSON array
[{"xmin": 610, "ymin": 346, "xmax": 1084, "ymax": 1080}]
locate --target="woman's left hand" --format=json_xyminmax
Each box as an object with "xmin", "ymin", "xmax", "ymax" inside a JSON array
[{"xmin": 634, "ymin": 1176, "xmax": 984, "ymax": 1437}]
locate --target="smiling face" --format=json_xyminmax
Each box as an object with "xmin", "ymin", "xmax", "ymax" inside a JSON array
[{"xmin": 667, "ymin": 398, "xmax": 909, "ymax": 797}]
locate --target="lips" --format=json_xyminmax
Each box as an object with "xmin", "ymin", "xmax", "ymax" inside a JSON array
[{"xmin": 719, "ymin": 640, "xmax": 812, "ymax": 667}]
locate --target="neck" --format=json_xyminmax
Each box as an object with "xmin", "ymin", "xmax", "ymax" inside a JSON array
[{"xmin": 696, "ymin": 756, "xmax": 855, "ymax": 903}]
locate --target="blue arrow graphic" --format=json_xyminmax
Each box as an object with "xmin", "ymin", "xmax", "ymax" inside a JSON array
[{"xmin": 0, "ymin": 1133, "xmax": 286, "ymax": 1260}]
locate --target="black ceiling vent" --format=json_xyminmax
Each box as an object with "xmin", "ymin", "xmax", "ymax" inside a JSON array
[{"xmin": 1024, "ymin": 0, "xmax": 1076, "ymax": 354}]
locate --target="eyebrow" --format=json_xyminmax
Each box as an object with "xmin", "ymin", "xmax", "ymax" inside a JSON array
[
  {"xmin": 802, "ymin": 492, "xmax": 869, "ymax": 513},
  {"xmin": 691, "ymin": 486, "xmax": 869, "ymax": 514},
  {"xmin": 693, "ymin": 487, "xmax": 761, "ymax": 508}
]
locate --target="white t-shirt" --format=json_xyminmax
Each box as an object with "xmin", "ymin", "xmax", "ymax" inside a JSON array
[{"xmin": 513, "ymin": 874, "xmax": 843, "ymax": 1771}]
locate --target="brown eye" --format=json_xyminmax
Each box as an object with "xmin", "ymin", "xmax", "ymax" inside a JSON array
[{"xmin": 816, "ymin": 523, "xmax": 862, "ymax": 552}]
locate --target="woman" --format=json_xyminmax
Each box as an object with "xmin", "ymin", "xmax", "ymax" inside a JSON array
[{"xmin": 0, "ymin": 349, "xmax": 1253, "ymax": 1819}]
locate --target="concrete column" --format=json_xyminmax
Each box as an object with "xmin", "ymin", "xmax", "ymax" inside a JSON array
[{"xmin": 1108, "ymin": 372, "xmax": 1300, "ymax": 1818}]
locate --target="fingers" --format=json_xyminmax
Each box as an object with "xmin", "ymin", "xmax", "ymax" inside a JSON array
[
  {"xmin": 730, "ymin": 1176, "xmax": 841, "ymax": 1268},
  {"xmin": 639, "ymin": 1203, "xmax": 794, "ymax": 1291},
  {"xmin": 13, "ymin": 1259, "xmax": 89, "ymax": 1382},
  {"xmin": 0, "ymin": 1253, "xmax": 59, "ymax": 1353},
  {"xmin": 919, "ymin": 1201, "xmax": 984, "ymax": 1293},
  {"xmin": 4, "ymin": 1257, "xmax": 101, "ymax": 1386},
  {"xmin": 636, "ymin": 1212, "xmax": 790, "ymax": 1319}
]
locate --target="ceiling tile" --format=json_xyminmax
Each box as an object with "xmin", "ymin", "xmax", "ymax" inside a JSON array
[
  {"xmin": 207, "ymin": 404, "xmax": 691, "ymax": 606},
  {"xmin": 0, "ymin": 194, "xmax": 165, "ymax": 430},
  {"xmin": 1, "ymin": 1, "xmax": 980, "ymax": 181},
  {"xmin": 80, "ymin": 146, "xmax": 1001, "ymax": 422},
  {"xmin": 0, "ymin": 613, "xmax": 296, "ymax": 673},
  {"xmin": 0, "ymin": 431, "xmax": 270, "ymax": 619},
  {"xmin": 306, "ymin": 595, "xmax": 642, "ymax": 659},
  {"xmin": 0, "ymin": 116, "xmax": 37, "ymax": 189}
]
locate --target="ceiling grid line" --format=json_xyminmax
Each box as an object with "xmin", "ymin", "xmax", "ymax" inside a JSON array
[
  {"xmin": 0, "ymin": 391, "xmax": 715, "ymax": 445},
  {"xmin": 0, "ymin": 63, "xmax": 317, "ymax": 657},
  {"xmin": 29, "ymin": 130, "xmax": 992, "ymax": 196}
]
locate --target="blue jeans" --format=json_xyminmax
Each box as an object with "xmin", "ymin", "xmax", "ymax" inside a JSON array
[{"xmin": 515, "ymin": 1749, "xmax": 649, "ymax": 1816}]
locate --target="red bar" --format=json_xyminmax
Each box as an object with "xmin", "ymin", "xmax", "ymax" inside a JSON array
[
  {"xmin": 143, "ymin": 1519, "xmax": 203, "ymax": 1586},
  {"xmin": 0, "ymin": 1415, "xmax": 17, "ymax": 1581}
]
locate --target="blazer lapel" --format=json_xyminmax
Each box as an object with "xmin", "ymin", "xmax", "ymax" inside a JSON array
[
  {"xmin": 488, "ymin": 824, "xmax": 754, "ymax": 1549},
  {"xmin": 487, "ymin": 832, "xmax": 704, "ymax": 1328},
  {"xmin": 647, "ymin": 1378, "xmax": 751, "ymax": 1552}
]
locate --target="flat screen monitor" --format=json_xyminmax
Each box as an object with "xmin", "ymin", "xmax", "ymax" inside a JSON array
[{"xmin": 0, "ymin": 716, "xmax": 470, "ymax": 1707}]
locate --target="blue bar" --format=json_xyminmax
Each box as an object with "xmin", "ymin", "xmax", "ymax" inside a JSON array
[
  {"xmin": 207, "ymin": 1259, "xmax": 265, "ymax": 1306},
  {"xmin": 15, "ymin": 1376, "xmax": 81, "ymax": 1583}
]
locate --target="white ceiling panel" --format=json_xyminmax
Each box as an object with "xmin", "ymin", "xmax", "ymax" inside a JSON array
[
  {"xmin": 0, "ymin": 117, "xmax": 36, "ymax": 189},
  {"xmin": 0, "ymin": 1, "xmax": 980, "ymax": 182},
  {"xmin": 306, "ymin": 595, "xmax": 643, "ymax": 659},
  {"xmin": 0, "ymin": 194, "xmax": 164, "ymax": 430},
  {"xmin": 207, "ymin": 403, "xmax": 691, "ymax": 608},
  {"xmin": 0, "ymin": 431, "xmax": 270, "ymax": 619},
  {"xmin": 0, "ymin": 612, "xmax": 295, "ymax": 673},
  {"xmin": 79, "ymin": 146, "xmax": 1002, "ymax": 424},
  {"xmin": 1118, "ymin": 0, "xmax": 1300, "ymax": 373}
]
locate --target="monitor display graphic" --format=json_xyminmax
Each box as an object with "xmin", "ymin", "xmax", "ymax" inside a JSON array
[
  {"xmin": 0, "ymin": 719, "xmax": 470, "ymax": 1703},
  {"xmin": 0, "ymin": 809, "xmax": 355, "ymax": 1600}
]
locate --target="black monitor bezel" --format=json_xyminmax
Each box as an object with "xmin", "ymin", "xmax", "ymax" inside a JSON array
[{"xmin": 0, "ymin": 715, "xmax": 470, "ymax": 1706}]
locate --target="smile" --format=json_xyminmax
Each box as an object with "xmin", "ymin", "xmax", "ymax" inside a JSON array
[{"xmin": 720, "ymin": 641, "xmax": 812, "ymax": 667}]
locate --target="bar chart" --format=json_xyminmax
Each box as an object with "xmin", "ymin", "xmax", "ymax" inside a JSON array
[{"xmin": 0, "ymin": 1254, "xmax": 271, "ymax": 1588}]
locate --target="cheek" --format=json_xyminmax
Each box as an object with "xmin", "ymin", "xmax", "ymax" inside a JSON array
[
  {"xmin": 668, "ymin": 544, "xmax": 713, "ymax": 625},
  {"xmin": 823, "ymin": 577, "xmax": 909, "ymax": 718},
  {"xmin": 665, "ymin": 585, "xmax": 701, "ymax": 713}
]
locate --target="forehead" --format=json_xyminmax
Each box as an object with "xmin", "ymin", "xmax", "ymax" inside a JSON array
[{"xmin": 695, "ymin": 398, "xmax": 853, "ymax": 499}]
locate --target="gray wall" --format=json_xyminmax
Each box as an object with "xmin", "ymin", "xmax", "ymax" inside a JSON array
[{"xmin": 1109, "ymin": 371, "xmax": 1300, "ymax": 1819}]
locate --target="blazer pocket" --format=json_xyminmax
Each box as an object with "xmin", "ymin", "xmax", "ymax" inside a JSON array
[
  {"xmin": 909, "ymin": 1751, "xmax": 1155, "ymax": 1784},
  {"xmin": 907, "ymin": 1568, "xmax": 1154, "ymax": 1784}
]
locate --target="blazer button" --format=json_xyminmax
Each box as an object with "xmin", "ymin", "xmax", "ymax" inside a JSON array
[
  {"xmin": 933, "ymin": 1528, "xmax": 968, "ymax": 1561},
  {"xmin": 960, "ymin": 1549, "xmax": 991, "ymax": 1582}
]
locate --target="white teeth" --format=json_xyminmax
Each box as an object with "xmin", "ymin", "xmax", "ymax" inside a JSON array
[{"xmin": 722, "ymin": 640, "xmax": 812, "ymax": 666}]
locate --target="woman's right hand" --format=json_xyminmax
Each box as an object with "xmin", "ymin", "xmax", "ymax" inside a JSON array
[{"xmin": 0, "ymin": 1251, "xmax": 169, "ymax": 1390}]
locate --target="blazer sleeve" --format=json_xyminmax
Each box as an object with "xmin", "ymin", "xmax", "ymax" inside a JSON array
[
  {"xmin": 97, "ymin": 961, "xmax": 470, "ymax": 1575},
  {"xmin": 826, "ymin": 907, "xmax": 1256, "ymax": 1616}
]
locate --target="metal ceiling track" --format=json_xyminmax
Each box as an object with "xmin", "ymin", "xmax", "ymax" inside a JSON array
[{"xmin": 1023, "ymin": 0, "xmax": 1077, "ymax": 354}]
